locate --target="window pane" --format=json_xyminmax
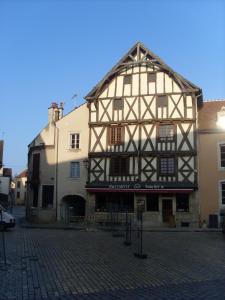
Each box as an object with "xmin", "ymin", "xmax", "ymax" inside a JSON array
[
  {"xmin": 158, "ymin": 95, "xmax": 168, "ymax": 107},
  {"xmin": 222, "ymin": 183, "xmax": 225, "ymax": 204},
  {"xmin": 124, "ymin": 75, "xmax": 132, "ymax": 85},
  {"xmin": 70, "ymin": 133, "xmax": 80, "ymax": 149},
  {"xmin": 113, "ymin": 98, "xmax": 124, "ymax": 110},
  {"xmin": 160, "ymin": 157, "xmax": 175, "ymax": 175},
  {"xmin": 176, "ymin": 194, "xmax": 189, "ymax": 212},
  {"xmin": 148, "ymin": 73, "xmax": 156, "ymax": 82},
  {"xmin": 159, "ymin": 124, "xmax": 174, "ymax": 141},
  {"xmin": 220, "ymin": 145, "xmax": 225, "ymax": 167},
  {"xmin": 109, "ymin": 126, "xmax": 124, "ymax": 145},
  {"xmin": 110, "ymin": 157, "xmax": 129, "ymax": 176},
  {"xmin": 70, "ymin": 162, "xmax": 80, "ymax": 178}
]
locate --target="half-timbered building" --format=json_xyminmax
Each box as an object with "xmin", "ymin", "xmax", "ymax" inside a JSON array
[{"xmin": 85, "ymin": 42, "xmax": 203, "ymax": 227}]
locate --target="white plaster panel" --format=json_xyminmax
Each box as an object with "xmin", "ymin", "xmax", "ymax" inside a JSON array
[
  {"xmin": 148, "ymin": 82, "xmax": 155, "ymax": 94},
  {"xmin": 173, "ymin": 81, "xmax": 181, "ymax": 93},
  {"xmin": 133, "ymin": 66, "xmax": 139, "ymax": 73},
  {"xmin": 186, "ymin": 96, "xmax": 192, "ymax": 107},
  {"xmin": 132, "ymin": 74, "xmax": 139, "ymax": 96},
  {"xmin": 140, "ymin": 73, "xmax": 147, "ymax": 95},
  {"xmin": 124, "ymin": 83, "xmax": 132, "ymax": 96},
  {"xmin": 108, "ymin": 79, "xmax": 116, "ymax": 97},
  {"xmin": 116, "ymin": 76, "xmax": 123, "ymax": 97},
  {"xmin": 156, "ymin": 72, "xmax": 164, "ymax": 94},
  {"xmin": 91, "ymin": 112, "xmax": 96, "ymax": 123},
  {"xmin": 165, "ymin": 74, "xmax": 173, "ymax": 93},
  {"xmin": 99, "ymin": 87, "xmax": 108, "ymax": 99},
  {"xmin": 127, "ymin": 67, "xmax": 132, "ymax": 74}
]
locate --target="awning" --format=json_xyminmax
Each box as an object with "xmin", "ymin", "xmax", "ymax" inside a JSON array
[{"xmin": 86, "ymin": 188, "xmax": 194, "ymax": 194}]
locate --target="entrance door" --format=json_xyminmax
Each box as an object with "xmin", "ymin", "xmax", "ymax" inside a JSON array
[{"xmin": 162, "ymin": 199, "xmax": 173, "ymax": 223}]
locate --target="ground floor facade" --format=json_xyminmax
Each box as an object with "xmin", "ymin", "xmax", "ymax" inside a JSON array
[{"xmin": 86, "ymin": 188, "xmax": 199, "ymax": 228}]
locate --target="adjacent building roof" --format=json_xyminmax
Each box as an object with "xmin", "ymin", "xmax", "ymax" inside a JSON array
[
  {"xmin": 198, "ymin": 100, "xmax": 225, "ymax": 131},
  {"xmin": 16, "ymin": 170, "xmax": 28, "ymax": 178}
]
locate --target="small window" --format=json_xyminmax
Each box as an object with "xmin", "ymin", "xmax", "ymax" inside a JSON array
[
  {"xmin": 17, "ymin": 181, "xmax": 21, "ymax": 188},
  {"xmin": 17, "ymin": 192, "xmax": 20, "ymax": 199},
  {"xmin": 159, "ymin": 124, "xmax": 174, "ymax": 141},
  {"xmin": 176, "ymin": 194, "xmax": 189, "ymax": 212},
  {"xmin": 70, "ymin": 133, "xmax": 80, "ymax": 150},
  {"xmin": 110, "ymin": 157, "xmax": 129, "ymax": 176},
  {"xmin": 148, "ymin": 73, "xmax": 156, "ymax": 83},
  {"xmin": 146, "ymin": 194, "xmax": 159, "ymax": 211},
  {"xmin": 70, "ymin": 162, "xmax": 80, "ymax": 178},
  {"xmin": 113, "ymin": 98, "xmax": 124, "ymax": 110},
  {"xmin": 108, "ymin": 126, "xmax": 124, "ymax": 145},
  {"xmin": 220, "ymin": 144, "xmax": 225, "ymax": 168},
  {"xmin": 158, "ymin": 95, "xmax": 168, "ymax": 107},
  {"xmin": 221, "ymin": 182, "xmax": 225, "ymax": 205},
  {"xmin": 42, "ymin": 185, "xmax": 54, "ymax": 208},
  {"xmin": 160, "ymin": 157, "xmax": 175, "ymax": 175},
  {"xmin": 124, "ymin": 75, "xmax": 132, "ymax": 85}
]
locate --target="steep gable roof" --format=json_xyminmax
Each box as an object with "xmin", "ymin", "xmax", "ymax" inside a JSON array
[{"xmin": 85, "ymin": 42, "xmax": 202, "ymax": 104}]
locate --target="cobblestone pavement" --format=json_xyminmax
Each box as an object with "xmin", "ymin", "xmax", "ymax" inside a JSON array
[{"xmin": 1, "ymin": 208, "xmax": 225, "ymax": 299}]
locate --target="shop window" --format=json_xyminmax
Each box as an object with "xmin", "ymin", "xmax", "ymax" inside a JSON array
[
  {"xmin": 176, "ymin": 194, "xmax": 189, "ymax": 212},
  {"xmin": 146, "ymin": 194, "xmax": 159, "ymax": 211},
  {"xmin": 95, "ymin": 193, "xmax": 134, "ymax": 212}
]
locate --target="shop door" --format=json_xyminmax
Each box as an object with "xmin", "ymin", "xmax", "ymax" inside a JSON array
[{"xmin": 162, "ymin": 199, "xmax": 173, "ymax": 223}]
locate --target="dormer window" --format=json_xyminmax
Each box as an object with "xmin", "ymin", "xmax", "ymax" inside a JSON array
[{"xmin": 124, "ymin": 75, "xmax": 132, "ymax": 85}]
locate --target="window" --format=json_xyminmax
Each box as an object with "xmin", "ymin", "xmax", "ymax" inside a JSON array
[
  {"xmin": 110, "ymin": 157, "xmax": 129, "ymax": 176},
  {"xmin": 108, "ymin": 126, "xmax": 124, "ymax": 145},
  {"xmin": 176, "ymin": 194, "xmax": 189, "ymax": 212},
  {"xmin": 17, "ymin": 181, "xmax": 21, "ymax": 188},
  {"xmin": 159, "ymin": 157, "xmax": 175, "ymax": 175},
  {"xmin": 157, "ymin": 95, "xmax": 168, "ymax": 107},
  {"xmin": 159, "ymin": 124, "xmax": 174, "ymax": 141},
  {"xmin": 70, "ymin": 162, "xmax": 80, "ymax": 178},
  {"xmin": 221, "ymin": 182, "xmax": 225, "ymax": 205},
  {"xmin": 124, "ymin": 75, "xmax": 132, "ymax": 85},
  {"xmin": 70, "ymin": 133, "xmax": 80, "ymax": 150},
  {"xmin": 17, "ymin": 192, "xmax": 20, "ymax": 199},
  {"xmin": 42, "ymin": 185, "xmax": 54, "ymax": 208},
  {"xmin": 220, "ymin": 144, "xmax": 225, "ymax": 168},
  {"xmin": 32, "ymin": 153, "xmax": 40, "ymax": 181},
  {"xmin": 146, "ymin": 194, "xmax": 159, "ymax": 211},
  {"xmin": 95, "ymin": 193, "xmax": 134, "ymax": 212},
  {"xmin": 113, "ymin": 98, "xmax": 124, "ymax": 110},
  {"xmin": 148, "ymin": 73, "xmax": 156, "ymax": 83}
]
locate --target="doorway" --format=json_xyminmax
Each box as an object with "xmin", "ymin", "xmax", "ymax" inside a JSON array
[{"xmin": 162, "ymin": 199, "xmax": 173, "ymax": 223}]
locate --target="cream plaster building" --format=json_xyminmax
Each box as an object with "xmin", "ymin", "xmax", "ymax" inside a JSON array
[
  {"xmin": 198, "ymin": 100, "xmax": 225, "ymax": 227},
  {"xmin": 14, "ymin": 170, "xmax": 27, "ymax": 205},
  {"xmin": 27, "ymin": 102, "xmax": 89, "ymax": 223}
]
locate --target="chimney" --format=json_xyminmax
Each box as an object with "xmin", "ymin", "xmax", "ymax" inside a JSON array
[{"xmin": 48, "ymin": 102, "xmax": 64, "ymax": 123}]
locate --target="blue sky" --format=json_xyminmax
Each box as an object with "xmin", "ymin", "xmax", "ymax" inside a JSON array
[{"xmin": 0, "ymin": 0, "xmax": 225, "ymax": 175}]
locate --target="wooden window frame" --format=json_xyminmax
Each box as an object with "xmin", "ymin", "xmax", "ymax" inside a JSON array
[
  {"xmin": 113, "ymin": 98, "xmax": 124, "ymax": 110},
  {"xmin": 157, "ymin": 95, "xmax": 168, "ymax": 108},
  {"xmin": 148, "ymin": 72, "xmax": 156, "ymax": 83},
  {"xmin": 110, "ymin": 156, "xmax": 129, "ymax": 176},
  {"xmin": 159, "ymin": 156, "xmax": 176, "ymax": 175},
  {"xmin": 70, "ymin": 161, "xmax": 80, "ymax": 178},
  {"xmin": 219, "ymin": 143, "xmax": 225, "ymax": 168},
  {"xmin": 108, "ymin": 126, "xmax": 124, "ymax": 146},
  {"xmin": 69, "ymin": 133, "xmax": 80, "ymax": 150},
  {"xmin": 158, "ymin": 124, "xmax": 175, "ymax": 142},
  {"xmin": 124, "ymin": 74, "xmax": 132, "ymax": 85}
]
